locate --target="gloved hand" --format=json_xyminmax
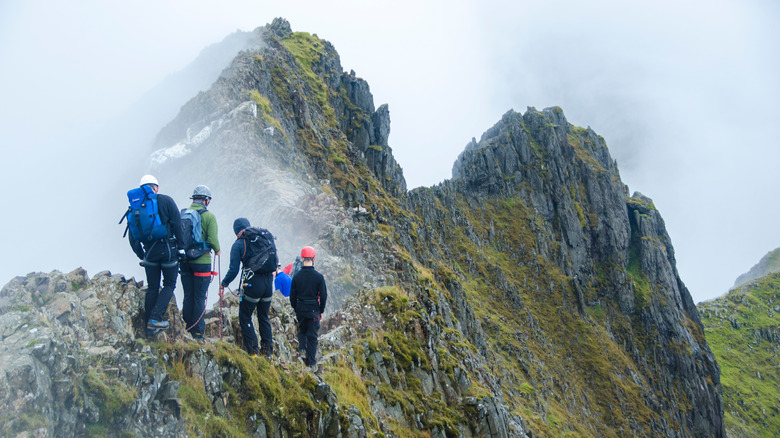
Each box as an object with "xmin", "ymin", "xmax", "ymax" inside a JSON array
[{"xmin": 177, "ymin": 249, "xmax": 187, "ymax": 261}]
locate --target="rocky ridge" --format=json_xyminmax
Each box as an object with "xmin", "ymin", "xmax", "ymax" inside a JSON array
[{"xmin": 1, "ymin": 17, "xmax": 725, "ymax": 437}]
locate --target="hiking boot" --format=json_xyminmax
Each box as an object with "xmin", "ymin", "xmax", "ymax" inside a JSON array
[
  {"xmin": 147, "ymin": 320, "xmax": 170, "ymax": 329},
  {"xmin": 191, "ymin": 332, "xmax": 204, "ymax": 341},
  {"xmin": 146, "ymin": 328, "xmax": 160, "ymax": 338},
  {"xmin": 250, "ymin": 353, "xmax": 258, "ymax": 358}
]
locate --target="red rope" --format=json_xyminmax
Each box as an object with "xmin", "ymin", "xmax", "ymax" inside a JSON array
[{"xmin": 217, "ymin": 254, "xmax": 223, "ymax": 339}]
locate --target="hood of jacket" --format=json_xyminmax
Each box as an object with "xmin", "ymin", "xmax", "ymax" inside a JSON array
[{"xmin": 233, "ymin": 217, "xmax": 251, "ymax": 235}]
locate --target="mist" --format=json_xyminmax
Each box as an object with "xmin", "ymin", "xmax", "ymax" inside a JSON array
[{"xmin": 1, "ymin": 0, "xmax": 778, "ymax": 304}]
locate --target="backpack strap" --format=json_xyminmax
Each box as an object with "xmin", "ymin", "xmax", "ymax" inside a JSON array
[{"xmin": 119, "ymin": 206, "xmax": 131, "ymax": 224}]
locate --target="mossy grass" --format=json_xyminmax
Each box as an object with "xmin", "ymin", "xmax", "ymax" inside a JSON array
[
  {"xmin": 81, "ymin": 369, "xmax": 137, "ymax": 436},
  {"xmin": 700, "ymin": 273, "xmax": 780, "ymax": 437},
  {"xmin": 247, "ymin": 89, "xmax": 284, "ymax": 134},
  {"xmin": 322, "ymin": 359, "xmax": 378, "ymax": 428},
  {"xmin": 158, "ymin": 341, "xmax": 328, "ymax": 436}
]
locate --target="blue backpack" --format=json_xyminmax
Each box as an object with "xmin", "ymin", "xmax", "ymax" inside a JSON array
[
  {"xmin": 120, "ymin": 185, "xmax": 168, "ymax": 243},
  {"xmin": 180, "ymin": 208, "xmax": 210, "ymax": 259}
]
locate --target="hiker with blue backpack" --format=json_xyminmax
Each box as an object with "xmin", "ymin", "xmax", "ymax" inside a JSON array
[
  {"xmin": 121, "ymin": 175, "xmax": 185, "ymax": 337},
  {"xmin": 179, "ymin": 185, "xmax": 220, "ymax": 340},
  {"xmin": 219, "ymin": 218, "xmax": 278, "ymax": 357}
]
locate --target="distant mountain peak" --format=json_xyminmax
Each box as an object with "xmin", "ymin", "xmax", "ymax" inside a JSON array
[{"xmin": 732, "ymin": 247, "xmax": 780, "ymax": 288}]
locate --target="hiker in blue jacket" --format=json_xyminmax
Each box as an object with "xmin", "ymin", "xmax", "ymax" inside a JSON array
[
  {"xmin": 274, "ymin": 263, "xmax": 292, "ymax": 297},
  {"xmin": 219, "ymin": 218, "xmax": 275, "ymax": 357},
  {"xmin": 127, "ymin": 175, "xmax": 185, "ymax": 337}
]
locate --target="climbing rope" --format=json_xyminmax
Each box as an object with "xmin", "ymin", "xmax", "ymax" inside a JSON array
[{"xmin": 217, "ymin": 254, "xmax": 223, "ymax": 339}]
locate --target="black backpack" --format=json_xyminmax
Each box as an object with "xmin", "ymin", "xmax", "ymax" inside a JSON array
[
  {"xmin": 241, "ymin": 227, "xmax": 278, "ymax": 274},
  {"xmin": 290, "ymin": 255, "xmax": 304, "ymax": 278}
]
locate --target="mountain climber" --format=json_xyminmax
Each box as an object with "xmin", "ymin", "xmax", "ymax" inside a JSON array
[
  {"xmin": 127, "ymin": 175, "xmax": 185, "ymax": 337},
  {"xmin": 274, "ymin": 263, "xmax": 292, "ymax": 298},
  {"xmin": 289, "ymin": 246, "xmax": 327, "ymax": 371},
  {"xmin": 179, "ymin": 185, "xmax": 220, "ymax": 340},
  {"xmin": 219, "ymin": 218, "xmax": 276, "ymax": 357}
]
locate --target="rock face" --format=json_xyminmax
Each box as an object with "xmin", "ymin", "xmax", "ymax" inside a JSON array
[
  {"xmin": 397, "ymin": 107, "xmax": 722, "ymax": 437},
  {"xmin": 0, "ymin": 269, "xmax": 350, "ymax": 437},
  {"xmin": 0, "ymin": 269, "xmax": 186, "ymax": 436},
  {"xmin": 1, "ymin": 17, "xmax": 724, "ymax": 438}
]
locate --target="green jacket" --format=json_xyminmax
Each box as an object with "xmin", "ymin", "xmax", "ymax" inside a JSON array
[{"xmin": 188, "ymin": 202, "xmax": 220, "ymax": 265}]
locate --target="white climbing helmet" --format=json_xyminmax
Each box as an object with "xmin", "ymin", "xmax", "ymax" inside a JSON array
[{"xmin": 139, "ymin": 174, "xmax": 159, "ymax": 186}]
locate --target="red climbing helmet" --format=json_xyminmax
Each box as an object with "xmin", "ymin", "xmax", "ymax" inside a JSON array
[{"xmin": 301, "ymin": 246, "xmax": 316, "ymax": 258}]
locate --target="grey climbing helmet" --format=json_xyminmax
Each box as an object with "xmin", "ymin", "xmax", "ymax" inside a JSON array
[{"xmin": 191, "ymin": 185, "xmax": 212, "ymax": 199}]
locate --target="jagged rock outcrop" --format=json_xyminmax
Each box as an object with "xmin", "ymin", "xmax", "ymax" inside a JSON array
[
  {"xmin": 393, "ymin": 106, "xmax": 723, "ymax": 436},
  {"xmin": 0, "ymin": 269, "xmax": 187, "ymax": 436},
  {"xmin": 0, "ymin": 269, "xmax": 355, "ymax": 437}
]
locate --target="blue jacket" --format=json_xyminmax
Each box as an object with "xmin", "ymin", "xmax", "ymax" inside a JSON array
[{"xmin": 275, "ymin": 271, "xmax": 292, "ymax": 297}]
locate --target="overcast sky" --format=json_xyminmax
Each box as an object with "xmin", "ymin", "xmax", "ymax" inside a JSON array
[{"xmin": 1, "ymin": 0, "xmax": 778, "ymax": 303}]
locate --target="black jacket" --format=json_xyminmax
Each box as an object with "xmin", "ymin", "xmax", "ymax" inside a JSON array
[
  {"xmin": 290, "ymin": 266, "xmax": 327, "ymax": 318},
  {"xmin": 128, "ymin": 193, "xmax": 183, "ymax": 261}
]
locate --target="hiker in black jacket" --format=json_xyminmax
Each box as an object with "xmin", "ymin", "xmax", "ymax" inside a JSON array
[
  {"xmin": 289, "ymin": 246, "xmax": 327, "ymax": 370},
  {"xmin": 128, "ymin": 175, "xmax": 185, "ymax": 337},
  {"xmin": 219, "ymin": 218, "xmax": 276, "ymax": 357}
]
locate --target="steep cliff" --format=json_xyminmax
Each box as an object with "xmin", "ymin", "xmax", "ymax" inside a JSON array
[
  {"xmin": 392, "ymin": 107, "xmax": 722, "ymax": 436},
  {"xmin": 0, "ymin": 17, "xmax": 724, "ymax": 437}
]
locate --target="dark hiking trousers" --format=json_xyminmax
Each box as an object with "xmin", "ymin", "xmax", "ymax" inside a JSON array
[
  {"xmin": 181, "ymin": 262, "xmax": 211, "ymax": 335},
  {"xmin": 143, "ymin": 240, "xmax": 178, "ymax": 324},
  {"xmin": 297, "ymin": 316, "xmax": 321, "ymax": 366},
  {"xmin": 238, "ymin": 297, "xmax": 272, "ymax": 355},
  {"xmin": 238, "ymin": 274, "xmax": 273, "ymax": 355}
]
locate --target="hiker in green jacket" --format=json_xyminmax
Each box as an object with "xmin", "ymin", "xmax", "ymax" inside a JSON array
[{"xmin": 180, "ymin": 185, "xmax": 220, "ymax": 339}]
